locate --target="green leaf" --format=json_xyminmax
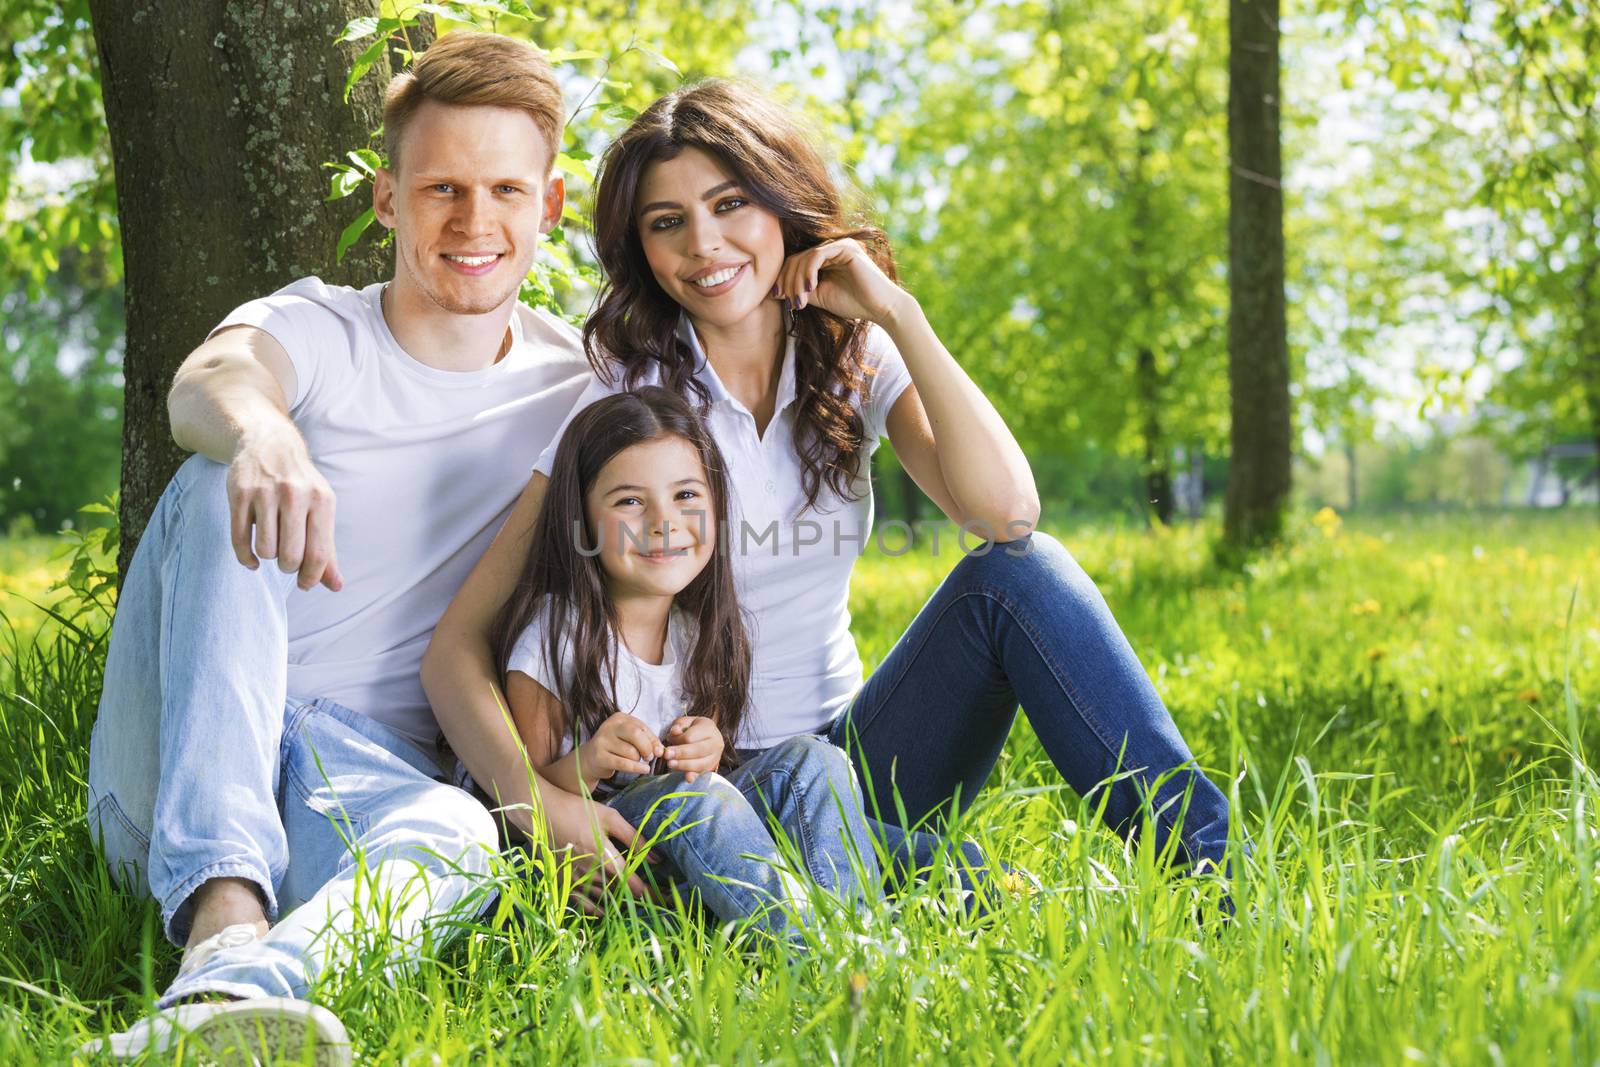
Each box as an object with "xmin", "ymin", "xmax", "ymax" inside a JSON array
[
  {"xmin": 554, "ymin": 152, "xmax": 594, "ymax": 182},
  {"xmin": 635, "ymin": 45, "xmax": 681, "ymax": 77},
  {"xmin": 347, "ymin": 149, "xmax": 381, "ymax": 175},
  {"xmin": 544, "ymin": 48, "xmax": 603, "ymax": 64},
  {"xmin": 325, "ymin": 165, "xmax": 366, "ymax": 201},
  {"xmin": 344, "ymin": 26, "xmax": 398, "ymax": 103},
  {"xmin": 335, "ymin": 16, "xmax": 380, "ymax": 44},
  {"xmin": 336, "ymin": 207, "xmax": 377, "ymax": 263}
]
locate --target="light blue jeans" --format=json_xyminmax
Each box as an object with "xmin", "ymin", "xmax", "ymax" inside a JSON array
[
  {"xmin": 605, "ymin": 735, "xmax": 881, "ymax": 938},
  {"xmin": 86, "ymin": 456, "xmax": 499, "ymax": 1006}
]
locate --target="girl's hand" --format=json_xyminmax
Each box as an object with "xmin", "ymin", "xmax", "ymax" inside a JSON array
[
  {"xmin": 773, "ymin": 238, "xmax": 912, "ymax": 326},
  {"xmin": 663, "ymin": 716, "xmax": 724, "ymax": 784},
  {"xmin": 580, "ymin": 712, "xmax": 663, "ymax": 780}
]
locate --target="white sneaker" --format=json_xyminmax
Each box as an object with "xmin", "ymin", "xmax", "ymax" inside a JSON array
[
  {"xmin": 81, "ymin": 997, "xmax": 352, "ymax": 1065},
  {"xmin": 178, "ymin": 921, "xmax": 264, "ymax": 978}
]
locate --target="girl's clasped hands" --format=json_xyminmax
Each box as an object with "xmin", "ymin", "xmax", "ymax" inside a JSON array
[{"xmin": 581, "ymin": 711, "xmax": 723, "ymax": 784}]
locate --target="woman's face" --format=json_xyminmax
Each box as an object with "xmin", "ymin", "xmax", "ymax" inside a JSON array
[
  {"xmin": 635, "ymin": 147, "xmax": 786, "ymax": 332},
  {"xmin": 585, "ymin": 435, "xmax": 716, "ymax": 602}
]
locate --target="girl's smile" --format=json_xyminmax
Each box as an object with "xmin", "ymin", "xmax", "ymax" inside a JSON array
[{"xmin": 585, "ymin": 436, "xmax": 715, "ymax": 601}]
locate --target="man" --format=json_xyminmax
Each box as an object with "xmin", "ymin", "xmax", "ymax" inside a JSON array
[{"xmin": 84, "ymin": 31, "xmax": 645, "ymax": 1062}]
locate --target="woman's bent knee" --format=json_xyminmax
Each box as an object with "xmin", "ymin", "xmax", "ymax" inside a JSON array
[{"xmin": 946, "ymin": 529, "xmax": 1099, "ymax": 603}]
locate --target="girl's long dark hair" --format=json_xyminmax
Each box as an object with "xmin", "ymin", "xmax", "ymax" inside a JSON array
[
  {"xmin": 585, "ymin": 79, "xmax": 898, "ymax": 513},
  {"xmin": 489, "ymin": 387, "xmax": 751, "ymax": 766}
]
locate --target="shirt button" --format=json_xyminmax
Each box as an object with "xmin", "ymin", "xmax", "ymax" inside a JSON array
[{"xmin": 764, "ymin": 480, "xmax": 776, "ymax": 494}]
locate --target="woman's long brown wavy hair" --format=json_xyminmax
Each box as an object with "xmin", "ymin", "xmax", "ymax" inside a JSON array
[
  {"xmin": 488, "ymin": 388, "xmax": 751, "ymax": 766},
  {"xmin": 585, "ymin": 79, "xmax": 898, "ymax": 513}
]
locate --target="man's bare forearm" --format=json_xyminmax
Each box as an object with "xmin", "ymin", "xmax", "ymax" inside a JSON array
[
  {"xmin": 169, "ymin": 347, "xmax": 300, "ymax": 463},
  {"xmin": 166, "ymin": 327, "xmax": 342, "ymax": 589}
]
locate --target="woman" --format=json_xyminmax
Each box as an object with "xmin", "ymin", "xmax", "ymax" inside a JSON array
[{"xmin": 422, "ymin": 80, "xmax": 1233, "ymax": 896}]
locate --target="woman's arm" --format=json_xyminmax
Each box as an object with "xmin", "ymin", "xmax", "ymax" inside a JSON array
[
  {"xmin": 777, "ymin": 241, "xmax": 1041, "ymax": 539},
  {"xmin": 421, "ymin": 472, "xmax": 649, "ymax": 900}
]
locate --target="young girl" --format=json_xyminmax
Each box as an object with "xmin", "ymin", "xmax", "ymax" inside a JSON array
[{"xmin": 487, "ymin": 386, "xmax": 881, "ymax": 937}]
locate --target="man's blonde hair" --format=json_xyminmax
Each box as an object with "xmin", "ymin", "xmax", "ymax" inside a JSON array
[{"xmin": 383, "ymin": 31, "xmax": 564, "ymax": 169}]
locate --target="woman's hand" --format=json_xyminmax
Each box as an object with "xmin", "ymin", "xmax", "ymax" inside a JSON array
[
  {"xmin": 579, "ymin": 712, "xmax": 664, "ymax": 781},
  {"xmin": 773, "ymin": 238, "xmax": 912, "ymax": 326},
  {"xmin": 538, "ymin": 782, "xmax": 652, "ymax": 914},
  {"xmin": 663, "ymin": 715, "xmax": 724, "ymax": 783}
]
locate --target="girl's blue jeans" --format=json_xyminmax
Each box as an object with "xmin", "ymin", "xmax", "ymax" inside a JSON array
[
  {"xmin": 604, "ymin": 735, "xmax": 881, "ymax": 938},
  {"xmin": 827, "ymin": 531, "xmax": 1233, "ymax": 872}
]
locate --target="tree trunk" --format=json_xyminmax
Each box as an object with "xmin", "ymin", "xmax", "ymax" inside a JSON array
[
  {"xmin": 90, "ymin": 0, "xmax": 393, "ymax": 579},
  {"xmin": 1344, "ymin": 436, "xmax": 1357, "ymax": 510},
  {"xmin": 1138, "ymin": 346, "xmax": 1173, "ymax": 524},
  {"xmin": 1224, "ymin": 0, "xmax": 1291, "ymax": 548},
  {"xmin": 1579, "ymin": 229, "xmax": 1600, "ymax": 510},
  {"xmin": 1129, "ymin": 128, "xmax": 1172, "ymax": 525}
]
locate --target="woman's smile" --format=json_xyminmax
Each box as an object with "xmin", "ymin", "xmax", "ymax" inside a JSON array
[{"xmin": 683, "ymin": 262, "xmax": 748, "ymax": 296}]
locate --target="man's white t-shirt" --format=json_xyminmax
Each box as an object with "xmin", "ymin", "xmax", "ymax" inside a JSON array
[
  {"xmin": 213, "ymin": 277, "xmax": 590, "ymax": 747},
  {"xmin": 532, "ymin": 318, "xmax": 913, "ymax": 748},
  {"xmin": 506, "ymin": 598, "xmax": 695, "ymax": 791}
]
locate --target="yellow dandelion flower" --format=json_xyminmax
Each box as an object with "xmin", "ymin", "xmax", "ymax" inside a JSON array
[
  {"xmin": 1516, "ymin": 688, "xmax": 1539, "ymax": 704},
  {"xmin": 1366, "ymin": 647, "xmax": 1387, "ymax": 661},
  {"xmin": 1000, "ymin": 870, "xmax": 1038, "ymax": 897}
]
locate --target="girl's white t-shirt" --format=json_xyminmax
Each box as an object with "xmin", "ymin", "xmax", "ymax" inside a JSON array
[
  {"xmin": 532, "ymin": 318, "xmax": 914, "ymax": 748},
  {"xmin": 506, "ymin": 599, "xmax": 696, "ymax": 778}
]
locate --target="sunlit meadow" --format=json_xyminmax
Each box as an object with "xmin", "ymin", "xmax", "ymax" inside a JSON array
[{"xmin": 1, "ymin": 509, "xmax": 1597, "ymax": 1064}]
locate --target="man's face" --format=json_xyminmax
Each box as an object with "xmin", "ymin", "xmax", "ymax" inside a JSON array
[{"xmin": 373, "ymin": 101, "xmax": 563, "ymax": 317}]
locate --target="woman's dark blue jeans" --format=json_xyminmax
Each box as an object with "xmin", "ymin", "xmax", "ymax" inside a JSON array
[{"xmin": 828, "ymin": 531, "xmax": 1232, "ymax": 872}]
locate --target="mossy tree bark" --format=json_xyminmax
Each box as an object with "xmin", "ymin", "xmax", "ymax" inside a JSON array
[
  {"xmin": 1224, "ymin": 0, "xmax": 1292, "ymax": 549},
  {"xmin": 89, "ymin": 0, "xmax": 394, "ymax": 578}
]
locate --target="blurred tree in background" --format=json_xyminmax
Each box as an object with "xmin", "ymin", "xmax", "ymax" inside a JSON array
[
  {"xmin": 832, "ymin": 0, "xmax": 1231, "ymax": 523},
  {"xmin": 0, "ymin": 0, "xmax": 121, "ymax": 534},
  {"xmin": 1, "ymin": 0, "xmax": 1595, "ymax": 545},
  {"xmin": 0, "ymin": 248, "xmax": 121, "ymax": 533}
]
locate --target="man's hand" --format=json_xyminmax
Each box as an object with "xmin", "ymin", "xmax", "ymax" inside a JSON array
[
  {"xmin": 664, "ymin": 715, "xmax": 724, "ymax": 784},
  {"xmin": 228, "ymin": 422, "xmax": 343, "ymax": 592},
  {"xmin": 578, "ymin": 712, "xmax": 664, "ymax": 781},
  {"xmin": 540, "ymin": 781, "xmax": 650, "ymax": 914}
]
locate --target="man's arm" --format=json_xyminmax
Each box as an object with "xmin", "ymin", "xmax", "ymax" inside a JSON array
[{"xmin": 168, "ymin": 325, "xmax": 342, "ymax": 592}]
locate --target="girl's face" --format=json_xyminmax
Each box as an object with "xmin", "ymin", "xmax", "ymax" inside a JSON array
[
  {"xmin": 635, "ymin": 147, "xmax": 786, "ymax": 332},
  {"xmin": 585, "ymin": 435, "xmax": 716, "ymax": 601}
]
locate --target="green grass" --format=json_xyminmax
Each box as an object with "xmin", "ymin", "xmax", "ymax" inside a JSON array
[
  {"xmin": 0, "ymin": 536, "xmax": 78, "ymax": 647},
  {"xmin": 1, "ymin": 509, "xmax": 1597, "ymax": 1064}
]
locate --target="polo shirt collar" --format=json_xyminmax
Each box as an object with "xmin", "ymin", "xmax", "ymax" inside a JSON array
[{"xmin": 677, "ymin": 313, "xmax": 799, "ymax": 418}]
